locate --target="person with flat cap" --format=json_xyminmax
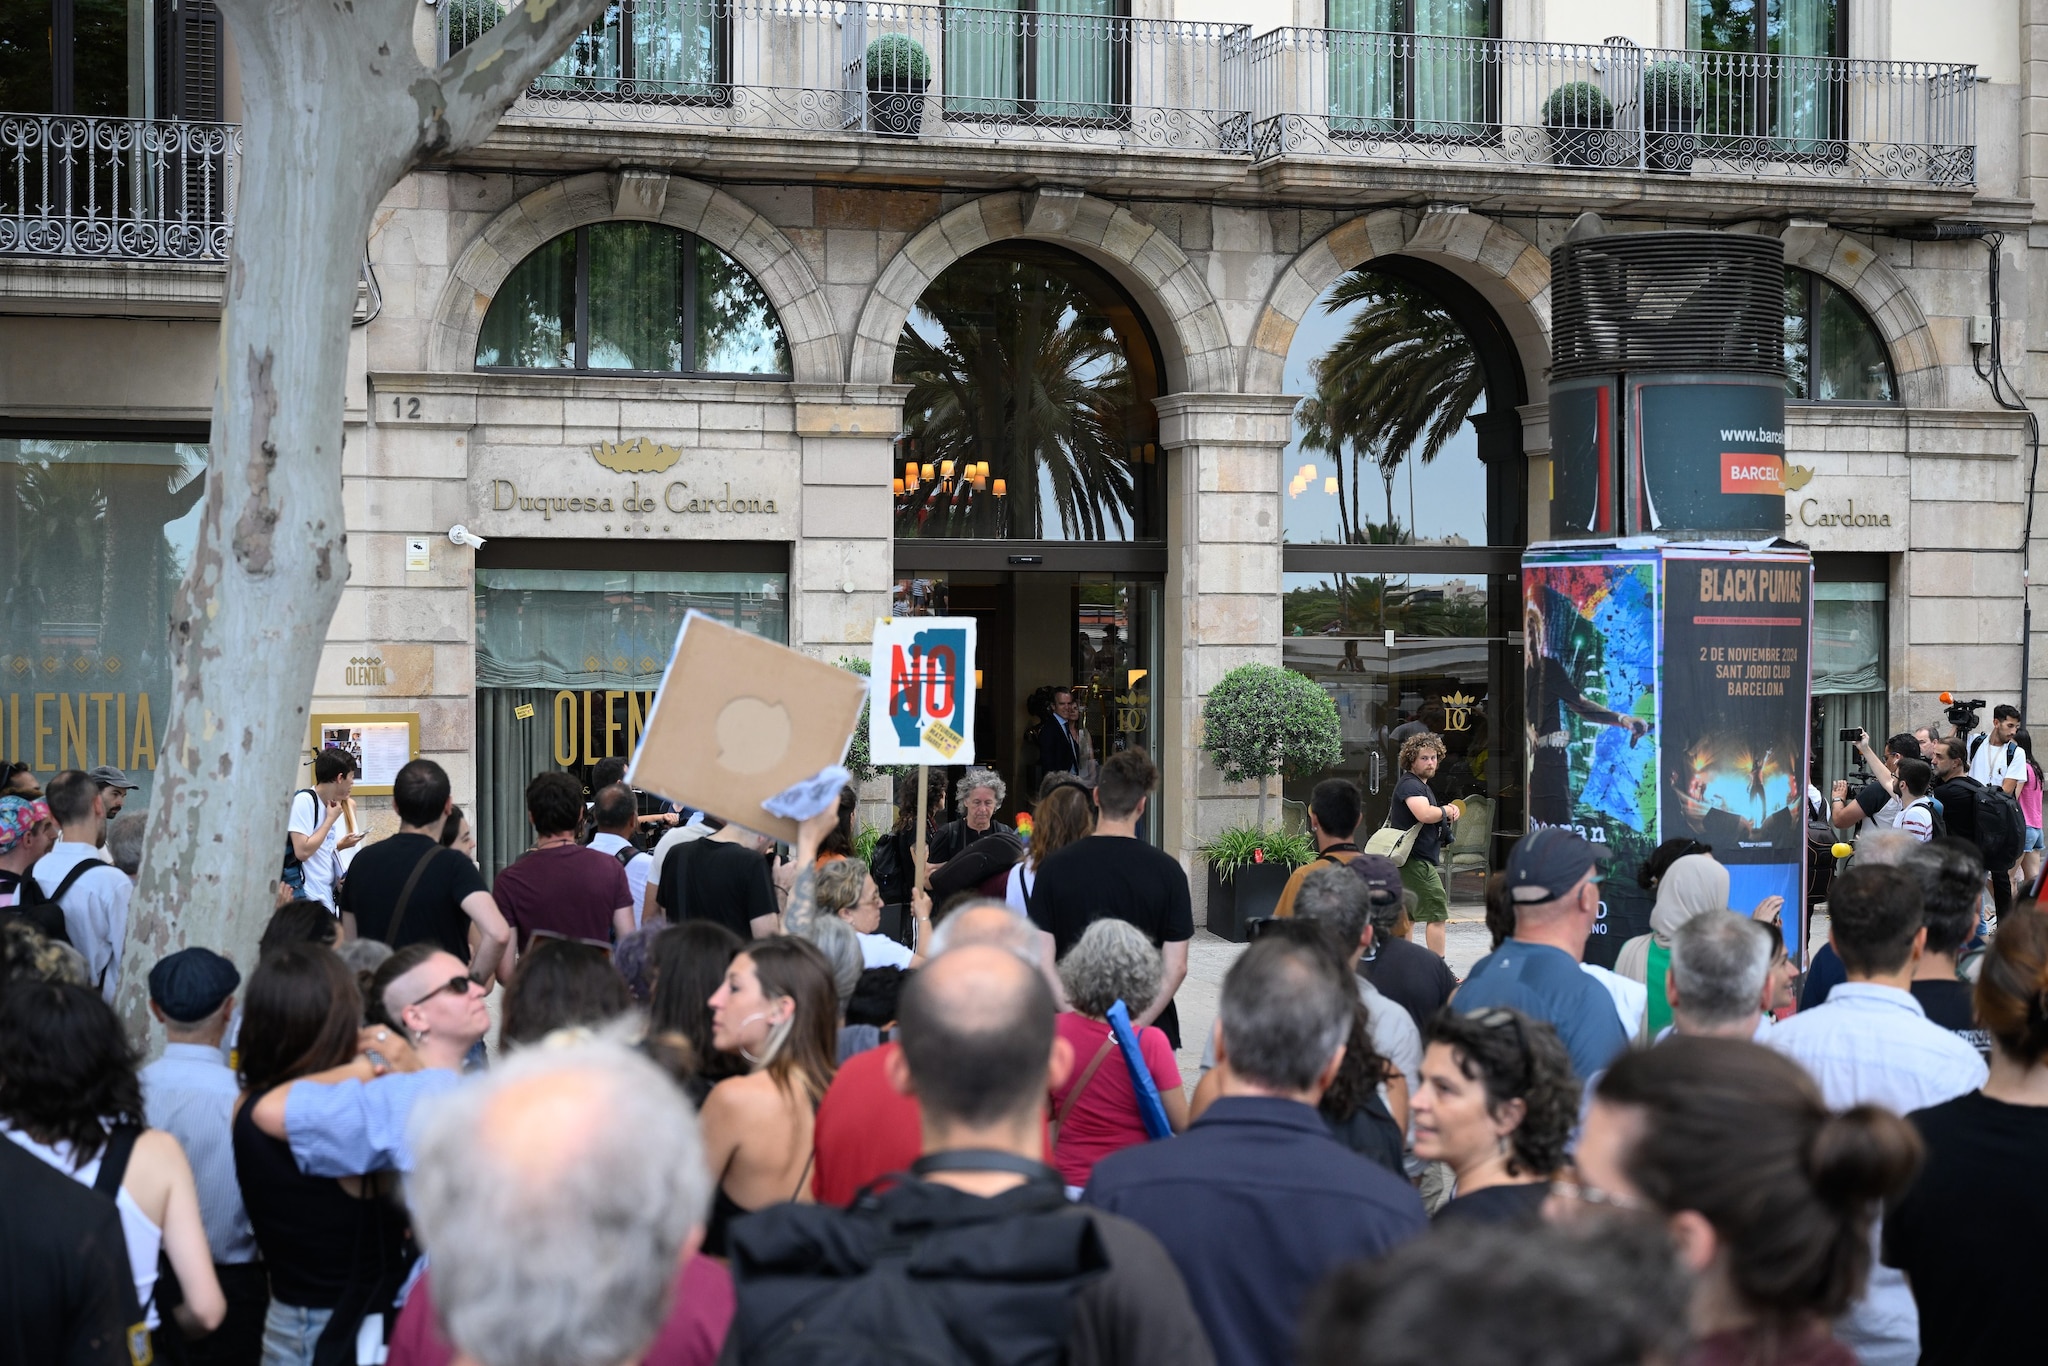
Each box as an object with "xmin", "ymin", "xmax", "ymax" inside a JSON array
[
  {"xmin": 141, "ymin": 948, "xmax": 269, "ymax": 1365},
  {"xmin": 88, "ymin": 766, "xmax": 139, "ymax": 853},
  {"xmin": 1451, "ymin": 829, "xmax": 1629, "ymax": 1080}
]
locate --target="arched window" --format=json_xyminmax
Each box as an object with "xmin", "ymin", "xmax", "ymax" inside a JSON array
[
  {"xmin": 476, "ymin": 222, "xmax": 790, "ymax": 377},
  {"xmin": 1783, "ymin": 266, "xmax": 1894, "ymax": 403}
]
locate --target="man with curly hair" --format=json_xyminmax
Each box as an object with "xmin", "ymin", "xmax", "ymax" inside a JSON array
[{"xmin": 1387, "ymin": 733, "xmax": 1454, "ymax": 956}]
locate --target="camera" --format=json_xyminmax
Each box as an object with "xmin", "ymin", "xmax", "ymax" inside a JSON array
[{"xmin": 1941, "ymin": 693, "xmax": 1986, "ymax": 735}]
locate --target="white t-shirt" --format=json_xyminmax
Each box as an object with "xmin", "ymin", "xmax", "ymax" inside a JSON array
[
  {"xmin": 287, "ymin": 790, "xmax": 343, "ymax": 910},
  {"xmin": 1970, "ymin": 735, "xmax": 2024, "ymax": 790},
  {"xmin": 589, "ymin": 832, "xmax": 654, "ymax": 925},
  {"xmin": 1003, "ymin": 862, "xmax": 1036, "ymax": 915},
  {"xmin": 1892, "ymin": 798, "xmax": 1936, "ymax": 843},
  {"xmin": 858, "ymin": 930, "xmax": 915, "ymax": 970}
]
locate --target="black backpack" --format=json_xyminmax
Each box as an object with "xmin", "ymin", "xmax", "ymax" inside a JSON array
[
  {"xmin": 868, "ymin": 831, "xmax": 916, "ymax": 907},
  {"xmin": 1968, "ymin": 781, "xmax": 2027, "ymax": 869},
  {"xmin": 726, "ymin": 1153, "xmax": 1108, "ymax": 1366},
  {"xmin": 281, "ymin": 788, "xmax": 317, "ymax": 893}
]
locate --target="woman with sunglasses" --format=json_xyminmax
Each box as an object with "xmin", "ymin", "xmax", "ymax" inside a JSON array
[
  {"xmin": 1413, "ymin": 1007, "xmax": 1579, "ymax": 1225},
  {"xmin": 699, "ymin": 937, "xmax": 838, "ymax": 1257},
  {"xmin": 234, "ymin": 945, "xmax": 412, "ymax": 1366},
  {"xmin": 1562, "ymin": 1036, "xmax": 1920, "ymax": 1366}
]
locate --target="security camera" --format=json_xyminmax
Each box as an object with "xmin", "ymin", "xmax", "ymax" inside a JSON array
[{"xmin": 448, "ymin": 524, "xmax": 487, "ymax": 550}]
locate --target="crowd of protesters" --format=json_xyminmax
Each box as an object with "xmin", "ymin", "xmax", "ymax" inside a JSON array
[{"xmin": 2, "ymin": 724, "xmax": 2046, "ymax": 1366}]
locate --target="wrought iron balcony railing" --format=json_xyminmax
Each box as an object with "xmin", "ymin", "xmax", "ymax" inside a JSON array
[
  {"xmin": 1243, "ymin": 30, "xmax": 1976, "ymax": 185},
  {"xmin": 441, "ymin": 0, "xmax": 1253, "ymax": 152},
  {"xmin": 1, "ymin": 114, "xmax": 239, "ymax": 260}
]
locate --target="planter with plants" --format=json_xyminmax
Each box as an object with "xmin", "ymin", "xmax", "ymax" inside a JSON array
[
  {"xmin": 1197, "ymin": 825, "xmax": 1318, "ymax": 942},
  {"xmin": 1198, "ymin": 662, "xmax": 1343, "ymax": 941},
  {"xmin": 1641, "ymin": 61, "xmax": 1702, "ymax": 174},
  {"xmin": 866, "ymin": 35, "xmax": 930, "ymax": 137},
  {"xmin": 1541, "ymin": 81, "xmax": 1615, "ymax": 168}
]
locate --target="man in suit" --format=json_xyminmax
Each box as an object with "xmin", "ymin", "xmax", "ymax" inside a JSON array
[{"xmin": 1036, "ymin": 688, "xmax": 1085, "ymax": 780}]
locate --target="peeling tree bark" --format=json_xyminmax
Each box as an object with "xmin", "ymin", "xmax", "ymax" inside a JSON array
[{"xmin": 116, "ymin": 0, "xmax": 609, "ymax": 1043}]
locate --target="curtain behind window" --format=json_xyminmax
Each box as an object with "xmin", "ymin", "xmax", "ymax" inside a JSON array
[
  {"xmin": 477, "ymin": 687, "xmax": 556, "ymax": 877},
  {"xmin": 587, "ymin": 222, "xmax": 688, "ymax": 371},
  {"xmin": 1814, "ymin": 582, "xmax": 1883, "ymax": 694}
]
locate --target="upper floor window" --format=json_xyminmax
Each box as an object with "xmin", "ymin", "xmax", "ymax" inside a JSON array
[
  {"xmin": 476, "ymin": 222, "xmax": 790, "ymax": 377},
  {"xmin": 1782, "ymin": 266, "xmax": 1894, "ymax": 403},
  {"xmin": 0, "ymin": 0, "xmax": 221, "ymax": 117}
]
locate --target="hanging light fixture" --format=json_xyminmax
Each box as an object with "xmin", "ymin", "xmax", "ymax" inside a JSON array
[
  {"xmin": 1324, "ymin": 476, "xmax": 1338, "ymax": 495},
  {"xmin": 893, "ymin": 478, "xmax": 906, "ymax": 495}
]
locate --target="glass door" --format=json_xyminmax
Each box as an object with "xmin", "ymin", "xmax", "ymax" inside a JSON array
[{"xmin": 1280, "ymin": 567, "xmax": 1521, "ymax": 906}]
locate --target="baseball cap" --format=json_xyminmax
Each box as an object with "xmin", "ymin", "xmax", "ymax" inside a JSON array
[
  {"xmin": 88, "ymin": 765, "xmax": 138, "ymax": 791},
  {"xmin": 1505, "ymin": 827, "xmax": 1606, "ymax": 904},
  {"xmin": 0, "ymin": 795, "xmax": 51, "ymax": 856},
  {"xmin": 147, "ymin": 948, "xmax": 242, "ymax": 1024},
  {"xmin": 1346, "ymin": 853, "xmax": 1403, "ymax": 904}
]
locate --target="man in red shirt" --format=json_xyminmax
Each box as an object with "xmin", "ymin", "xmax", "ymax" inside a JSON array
[
  {"xmin": 811, "ymin": 901, "xmax": 1047, "ymax": 1205},
  {"xmin": 492, "ymin": 771, "xmax": 634, "ymax": 970}
]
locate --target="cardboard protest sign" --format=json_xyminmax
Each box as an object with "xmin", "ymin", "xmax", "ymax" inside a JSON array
[
  {"xmin": 869, "ymin": 618, "xmax": 977, "ymax": 765},
  {"xmin": 626, "ymin": 612, "xmax": 867, "ymax": 843}
]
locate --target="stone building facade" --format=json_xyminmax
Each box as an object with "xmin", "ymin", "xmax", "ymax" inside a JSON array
[{"xmin": 3, "ymin": 0, "xmax": 2044, "ymax": 904}]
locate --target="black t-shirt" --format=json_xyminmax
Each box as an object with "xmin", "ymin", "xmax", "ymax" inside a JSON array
[
  {"xmin": 1853, "ymin": 777, "xmax": 1892, "ymax": 826},
  {"xmin": 1361, "ymin": 933, "xmax": 1459, "ymax": 1034},
  {"xmin": 1026, "ymin": 835, "xmax": 1195, "ymax": 1049},
  {"xmin": 0, "ymin": 1139, "xmax": 143, "ymax": 1366},
  {"xmin": 1884, "ymin": 1090, "xmax": 2048, "ymax": 1366},
  {"xmin": 1434, "ymin": 1181, "xmax": 1552, "ymax": 1227},
  {"xmin": 656, "ymin": 839, "xmax": 776, "ymax": 940},
  {"xmin": 1388, "ymin": 775, "xmax": 1442, "ymax": 865},
  {"xmin": 1911, "ymin": 979, "xmax": 1991, "ymax": 1061},
  {"xmin": 929, "ymin": 819, "xmax": 1015, "ymax": 866},
  {"xmin": 338, "ymin": 834, "xmax": 489, "ymax": 962}
]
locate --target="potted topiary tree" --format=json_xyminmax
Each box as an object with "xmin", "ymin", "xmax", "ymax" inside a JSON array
[
  {"xmin": 1199, "ymin": 663, "xmax": 1343, "ymax": 940},
  {"xmin": 866, "ymin": 34, "xmax": 930, "ymax": 137},
  {"xmin": 1641, "ymin": 60, "xmax": 1702, "ymax": 174},
  {"xmin": 1541, "ymin": 80, "xmax": 1615, "ymax": 168}
]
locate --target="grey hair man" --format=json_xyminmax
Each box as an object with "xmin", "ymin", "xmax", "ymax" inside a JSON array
[
  {"xmin": 1193, "ymin": 863, "xmax": 1422, "ymax": 1123},
  {"xmin": 409, "ymin": 1038, "xmax": 710, "ymax": 1366},
  {"xmin": 104, "ymin": 810, "xmax": 146, "ymax": 878},
  {"xmin": 1664, "ymin": 910, "xmax": 1773, "ymax": 1040},
  {"xmin": 1085, "ymin": 938, "xmax": 1427, "ymax": 1366}
]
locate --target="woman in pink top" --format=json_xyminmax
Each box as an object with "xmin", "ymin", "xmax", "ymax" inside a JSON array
[
  {"xmin": 1047, "ymin": 918, "xmax": 1188, "ymax": 1192},
  {"xmin": 2015, "ymin": 729, "xmax": 2044, "ymax": 888}
]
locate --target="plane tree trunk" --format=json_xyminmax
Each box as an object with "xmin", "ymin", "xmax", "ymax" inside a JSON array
[{"xmin": 117, "ymin": 0, "xmax": 609, "ymax": 1042}]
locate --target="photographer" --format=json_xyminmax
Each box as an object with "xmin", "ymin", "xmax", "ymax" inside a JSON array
[{"xmin": 1831, "ymin": 731, "xmax": 1920, "ymax": 836}]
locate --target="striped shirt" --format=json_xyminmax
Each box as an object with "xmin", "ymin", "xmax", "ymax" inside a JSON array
[{"xmin": 140, "ymin": 1042, "xmax": 258, "ymax": 1264}]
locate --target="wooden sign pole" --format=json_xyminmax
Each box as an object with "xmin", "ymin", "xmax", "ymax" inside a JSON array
[{"xmin": 913, "ymin": 763, "xmax": 929, "ymax": 890}]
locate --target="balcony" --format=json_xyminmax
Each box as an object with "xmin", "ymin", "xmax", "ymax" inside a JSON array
[
  {"xmin": 1, "ymin": 114, "xmax": 239, "ymax": 260},
  {"xmin": 443, "ymin": 0, "xmax": 1251, "ymax": 154},
  {"xmin": 1243, "ymin": 31, "xmax": 1976, "ymax": 187}
]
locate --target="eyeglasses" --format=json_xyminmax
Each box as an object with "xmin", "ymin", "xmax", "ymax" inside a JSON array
[{"xmin": 408, "ymin": 973, "xmax": 483, "ymax": 1011}]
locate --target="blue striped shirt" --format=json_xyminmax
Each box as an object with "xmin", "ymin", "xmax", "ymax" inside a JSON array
[{"xmin": 140, "ymin": 1042, "xmax": 258, "ymax": 1264}]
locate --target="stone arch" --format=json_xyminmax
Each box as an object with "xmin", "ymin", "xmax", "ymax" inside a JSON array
[
  {"xmin": 1776, "ymin": 225, "xmax": 1945, "ymax": 409},
  {"xmin": 427, "ymin": 170, "xmax": 842, "ymax": 384},
  {"xmin": 1243, "ymin": 207, "xmax": 1551, "ymax": 400},
  {"xmin": 848, "ymin": 190, "xmax": 1235, "ymax": 393}
]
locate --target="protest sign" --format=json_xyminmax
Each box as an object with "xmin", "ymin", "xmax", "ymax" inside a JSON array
[
  {"xmin": 869, "ymin": 618, "xmax": 978, "ymax": 766},
  {"xmin": 627, "ymin": 611, "xmax": 866, "ymax": 842}
]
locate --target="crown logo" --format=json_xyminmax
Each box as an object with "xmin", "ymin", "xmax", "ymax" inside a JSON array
[
  {"xmin": 591, "ymin": 436, "xmax": 683, "ymax": 475},
  {"xmin": 1443, "ymin": 690, "xmax": 1476, "ymax": 732},
  {"xmin": 1782, "ymin": 464, "xmax": 1815, "ymax": 491}
]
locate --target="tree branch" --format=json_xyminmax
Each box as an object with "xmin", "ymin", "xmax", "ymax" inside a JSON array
[{"xmin": 417, "ymin": 0, "xmax": 613, "ymax": 156}]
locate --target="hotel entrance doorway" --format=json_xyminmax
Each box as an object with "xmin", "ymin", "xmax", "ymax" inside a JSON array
[{"xmin": 892, "ymin": 563, "xmax": 1161, "ymax": 840}]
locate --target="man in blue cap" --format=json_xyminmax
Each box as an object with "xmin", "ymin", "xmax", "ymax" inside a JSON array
[
  {"xmin": 141, "ymin": 948, "xmax": 268, "ymax": 1364},
  {"xmin": 1453, "ymin": 828, "xmax": 1629, "ymax": 1079}
]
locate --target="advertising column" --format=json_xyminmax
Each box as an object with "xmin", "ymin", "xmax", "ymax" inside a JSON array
[{"xmin": 1659, "ymin": 550, "xmax": 1813, "ymax": 956}]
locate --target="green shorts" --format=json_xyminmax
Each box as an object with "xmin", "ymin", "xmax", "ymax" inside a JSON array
[{"xmin": 1401, "ymin": 858, "xmax": 1449, "ymax": 923}]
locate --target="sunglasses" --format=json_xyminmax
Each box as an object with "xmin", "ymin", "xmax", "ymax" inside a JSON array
[{"xmin": 408, "ymin": 973, "xmax": 483, "ymax": 1011}]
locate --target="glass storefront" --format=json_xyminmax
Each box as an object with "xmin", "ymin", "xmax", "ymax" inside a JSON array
[
  {"xmin": 473, "ymin": 564, "xmax": 787, "ymax": 877},
  {"xmin": 1809, "ymin": 568, "xmax": 1888, "ymax": 800},
  {"xmin": 2, "ymin": 434, "xmax": 207, "ymax": 809},
  {"xmin": 1281, "ymin": 569, "xmax": 1519, "ymax": 880}
]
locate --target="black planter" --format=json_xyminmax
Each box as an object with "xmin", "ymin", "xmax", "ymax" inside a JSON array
[
  {"xmin": 867, "ymin": 80, "xmax": 927, "ymax": 137},
  {"xmin": 1208, "ymin": 862, "xmax": 1292, "ymax": 942},
  {"xmin": 1546, "ymin": 123, "xmax": 1616, "ymax": 168},
  {"xmin": 1645, "ymin": 109, "xmax": 1698, "ymax": 174}
]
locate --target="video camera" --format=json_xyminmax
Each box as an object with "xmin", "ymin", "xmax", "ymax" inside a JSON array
[{"xmin": 1940, "ymin": 692, "xmax": 1986, "ymax": 735}]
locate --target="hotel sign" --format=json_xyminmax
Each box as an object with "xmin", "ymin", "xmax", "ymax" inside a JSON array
[{"xmin": 486, "ymin": 479, "xmax": 777, "ymax": 520}]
